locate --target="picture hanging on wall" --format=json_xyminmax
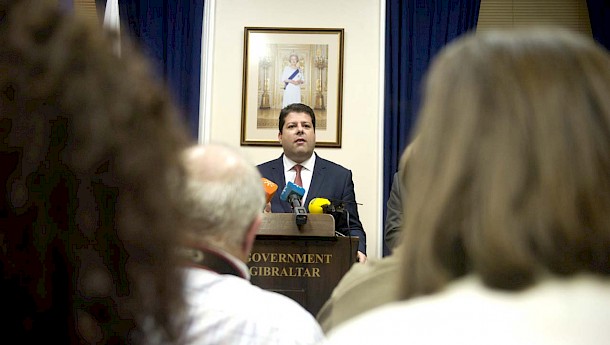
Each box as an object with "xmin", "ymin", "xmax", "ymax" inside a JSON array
[{"xmin": 241, "ymin": 27, "xmax": 344, "ymax": 147}]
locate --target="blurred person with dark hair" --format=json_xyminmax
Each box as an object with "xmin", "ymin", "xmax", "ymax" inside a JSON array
[
  {"xmin": 0, "ymin": 0, "xmax": 191, "ymax": 343},
  {"xmin": 326, "ymin": 29, "xmax": 610, "ymax": 344},
  {"xmin": 180, "ymin": 143, "xmax": 324, "ymax": 345}
]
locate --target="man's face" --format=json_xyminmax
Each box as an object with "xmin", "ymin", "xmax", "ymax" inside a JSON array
[{"xmin": 279, "ymin": 112, "xmax": 315, "ymax": 163}]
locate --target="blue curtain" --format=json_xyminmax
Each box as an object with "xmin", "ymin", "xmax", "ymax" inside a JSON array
[
  {"xmin": 119, "ymin": 0, "xmax": 204, "ymax": 139},
  {"xmin": 58, "ymin": 0, "xmax": 73, "ymax": 12},
  {"xmin": 382, "ymin": 0, "xmax": 480, "ymax": 256},
  {"xmin": 586, "ymin": 0, "xmax": 610, "ymax": 50}
]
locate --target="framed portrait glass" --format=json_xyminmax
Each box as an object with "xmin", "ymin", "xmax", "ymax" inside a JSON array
[{"xmin": 241, "ymin": 27, "xmax": 344, "ymax": 147}]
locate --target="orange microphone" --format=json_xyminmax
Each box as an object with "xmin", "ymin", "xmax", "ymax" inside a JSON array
[{"xmin": 261, "ymin": 178, "xmax": 278, "ymax": 204}]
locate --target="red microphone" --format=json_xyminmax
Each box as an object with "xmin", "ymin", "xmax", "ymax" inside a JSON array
[{"xmin": 261, "ymin": 178, "xmax": 278, "ymax": 204}]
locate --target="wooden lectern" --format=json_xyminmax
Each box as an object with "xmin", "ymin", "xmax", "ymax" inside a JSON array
[{"xmin": 247, "ymin": 213, "xmax": 359, "ymax": 316}]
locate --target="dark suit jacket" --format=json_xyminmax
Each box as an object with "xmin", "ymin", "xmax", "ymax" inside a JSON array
[
  {"xmin": 383, "ymin": 172, "xmax": 403, "ymax": 254},
  {"xmin": 257, "ymin": 153, "xmax": 366, "ymax": 254}
]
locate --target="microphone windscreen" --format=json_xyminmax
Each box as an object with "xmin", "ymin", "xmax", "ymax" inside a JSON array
[
  {"xmin": 280, "ymin": 181, "xmax": 305, "ymax": 202},
  {"xmin": 308, "ymin": 197, "xmax": 331, "ymax": 214},
  {"xmin": 261, "ymin": 178, "xmax": 278, "ymax": 204}
]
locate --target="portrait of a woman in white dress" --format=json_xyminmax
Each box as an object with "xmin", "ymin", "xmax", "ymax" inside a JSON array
[{"xmin": 281, "ymin": 54, "xmax": 305, "ymax": 108}]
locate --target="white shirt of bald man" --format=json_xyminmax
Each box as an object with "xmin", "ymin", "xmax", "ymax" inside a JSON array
[{"xmin": 183, "ymin": 257, "xmax": 325, "ymax": 345}]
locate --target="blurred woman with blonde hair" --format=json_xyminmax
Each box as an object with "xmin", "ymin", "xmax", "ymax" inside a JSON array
[{"xmin": 326, "ymin": 29, "xmax": 610, "ymax": 344}]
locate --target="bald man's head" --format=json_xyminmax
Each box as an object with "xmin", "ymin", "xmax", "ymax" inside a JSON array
[
  {"xmin": 181, "ymin": 144, "xmax": 265, "ymax": 251},
  {"xmin": 184, "ymin": 144, "xmax": 254, "ymax": 183}
]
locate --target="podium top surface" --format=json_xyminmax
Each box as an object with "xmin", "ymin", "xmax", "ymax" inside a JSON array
[{"xmin": 257, "ymin": 213, "xmax": 335, "ymax": 237}]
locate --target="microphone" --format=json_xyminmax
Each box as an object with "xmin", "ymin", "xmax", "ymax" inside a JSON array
[
  {"xmin": 309, "ymin": 198, "xmax": 348, "ymax": 238},
  {"xmin": 279, "ymin": 181, "xmax": 307, "ymax": 225},
  {"xmin": 308, "ymin": 197, "xmax": 331, "ymax": 214},
  {"xmin": 261, "ymin": 178, "xmax": 278, "ymax": 204},
  {"xmin": 308, "ymin": 197, "xmax": 345, "ymax": 214}
]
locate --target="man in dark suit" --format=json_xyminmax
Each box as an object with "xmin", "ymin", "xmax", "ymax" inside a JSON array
[
  {"xmin": 257, "ymin": 103, "xmax": 367, "ymax": 262},
  {"xmin": 383, "ymin": 141, "xmax": 414, "ymax": 255},
  {"xmin": 383, "ymin": 171, "xmax": 403, "ymax": 255}
]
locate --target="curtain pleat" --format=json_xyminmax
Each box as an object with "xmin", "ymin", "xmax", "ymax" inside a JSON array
[
  {"xmin": 119, "ymin": 0, "xmax": 204, "ymax": 139},
  {"xmin": 382, "ymin": 0, "xmax": 480, "ymax": 256},
  {"xmin": 586, "ymin": 0, "xmax": 610, "ymax": 50}
]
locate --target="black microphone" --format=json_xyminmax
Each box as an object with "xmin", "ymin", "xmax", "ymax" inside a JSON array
[
  {"xmin": 312, "ymin": 198, "xmax": 364, "ymax": 262},
  {"xmin": 315, "ymin": 199, "xmax": 361, "ymax": 240},
  {"xmin": 279, "ymin": 181, "xmax": 307, "ymax": 225}
]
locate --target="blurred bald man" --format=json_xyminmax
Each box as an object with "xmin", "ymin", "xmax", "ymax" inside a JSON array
[{"xmin": 180, "ymin": 143, "xmax": 324, "ymax": 345}]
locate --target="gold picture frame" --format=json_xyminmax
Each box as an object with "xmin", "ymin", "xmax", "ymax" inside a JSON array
[{"xmin": 241, "ymin": 27, "xmax": 344, "ymax": 147}]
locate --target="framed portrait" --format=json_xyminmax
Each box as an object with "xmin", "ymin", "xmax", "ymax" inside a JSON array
[{"xmin": 241, "ymin": 27, "xmax": 344, "ymax": 147}]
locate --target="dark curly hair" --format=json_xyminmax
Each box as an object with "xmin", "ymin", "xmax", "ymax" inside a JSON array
[
  {"xmin": 278, "ymin": 103, "xmax": 316, "ymax": 133},
  {"xmin": 0, "ymin": 0, "xmax": 190, "ymax": 343}
]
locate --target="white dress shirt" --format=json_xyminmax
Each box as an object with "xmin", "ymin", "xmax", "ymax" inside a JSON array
[{"xmin": 282, "ymin": 154, "xmax": 316, "ymax": 202}]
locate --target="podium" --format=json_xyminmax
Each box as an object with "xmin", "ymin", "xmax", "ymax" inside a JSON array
[{"xmin": 247, "ymin": 213, "xmax": 358, "ymax": 316}]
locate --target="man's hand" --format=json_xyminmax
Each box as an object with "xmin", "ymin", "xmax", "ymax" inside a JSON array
[
  {"xmin": 357, "ymin": 251, "xmax": 367, "ymax": 263},
  {"xmin": 264, "ymin": 202, "xmax": 272, "ymax": 213}
]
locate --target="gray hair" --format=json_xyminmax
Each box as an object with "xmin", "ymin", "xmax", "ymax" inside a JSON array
[{"xmin": 182, "ymin": 144, "xmax": 265, "ymax": 247}]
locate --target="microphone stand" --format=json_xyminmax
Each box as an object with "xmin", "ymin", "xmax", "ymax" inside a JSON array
[{"xmin": 288, "ymin": 194, "xmax": 308, "ymax": 226}]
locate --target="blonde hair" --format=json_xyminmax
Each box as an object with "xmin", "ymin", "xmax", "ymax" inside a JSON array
[{"xmin": 399, "ymin": 29, "xmax": 610, "ymax": 300}]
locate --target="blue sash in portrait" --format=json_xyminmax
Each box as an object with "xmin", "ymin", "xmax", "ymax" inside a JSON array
[{"xmin": 284, "ymin": 68, "xmax": 300, "ymax": 89}]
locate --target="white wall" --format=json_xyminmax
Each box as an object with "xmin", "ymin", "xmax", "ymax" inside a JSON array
[{"xmin": 202, "ymin": 0, "xmax": 384, "ymax": 258}]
